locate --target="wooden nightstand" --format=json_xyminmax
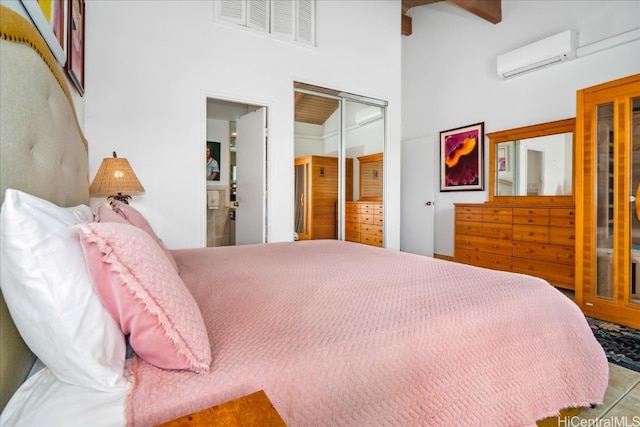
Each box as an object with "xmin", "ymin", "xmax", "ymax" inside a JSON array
[{"xmin": 157, "ymin": 390, "xmax": 286, "ymax": 426}]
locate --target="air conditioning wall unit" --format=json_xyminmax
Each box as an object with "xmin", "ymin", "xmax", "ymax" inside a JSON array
[
  {"xmin": 497, "ymin": 30, "xmax": 578, "ymax": 79},
  {"xmin": 355, "ymin": 106, "xmax": 383, "ymax": 125}
]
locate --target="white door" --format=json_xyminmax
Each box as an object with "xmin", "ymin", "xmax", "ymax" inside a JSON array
[
  {"xmin": 400, "ymin": 136, "xmax": 435, "ymax": 256},
  {"xmin": 235, "ymin": 107, "xmax": 266, "ymax": 245}
]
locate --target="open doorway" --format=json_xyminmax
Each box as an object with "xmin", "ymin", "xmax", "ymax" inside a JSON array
[{"xmin": 205, "ymin": 97, "xmax": 267, "ymax": 246}]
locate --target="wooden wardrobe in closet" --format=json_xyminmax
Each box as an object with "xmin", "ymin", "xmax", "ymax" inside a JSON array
[
  {"xmin": 576, "ymin": 73, "xmax": 640, "ymax": 329},
  {"xmin": 294, "ymin": 155, "xmax": 353, "ymax": 240}
]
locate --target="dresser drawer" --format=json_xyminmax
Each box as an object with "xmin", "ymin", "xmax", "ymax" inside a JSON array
[
  {"xmin": 549, "ymin": 209, "xmax": 575, "ymax": 227},
  {"xmin": 513, "ymin": 241, "xmax": 575, "ymax": 265},
  {"xmin": 345, "ymin": 221, "xmax": 360, "ymax": 233},
  {"xmin": 345, "ymin": 229, "xmax": 360, "ymax": 242},
  {"xmin": 513, "ymin": 208, "xmax": 549, "ymax": 226},
  {"xmin": 513, "ymin": 225, "xmax": 549, "ymax": 243},
  {"xmin": 549, "ymin": 227, "xmax": 575, "ymax": 246},
  {"xmin": 361, "ymin": 224, "xmax": 382, "ymax": 236},
  {"xmin": 360, "ymin": 233, "xmax": 383, "ymax": 247},
  {"xmin": 455, "ymin": 222, "xmax": 482, "ymax": 237},
  {"xmin": 482, "ymin": 207, "xmax": 512, "ymax": 223},
  {"xmin": 482, "ymin": 223, "xmax": 513, "ymax": 240},
  {"xmin": 512, "ymin": 258, "xmax": 575, "ymax": 289},
  {"xmin": 346, "ymin": 203, "xmax": 360, "ymax": 214},
  {"xmin": 455, "ymin": 248, "xmax": 512, "ymax": 271},
  {"xmin": 361, "ymin": 203, "xmax": 381, "ymax": 212},
  {"xmin": 345, "ymin": 213, "xmax": 360, "ymax": 223},
  {"xmin": 360, "ymin": 214, "xmax": 375, "ymax": 224},
  {"xmin": 456, "ymin": 208, "xmax": 482, "ymax": 222},
  {"xmin": 361, "ymin": 206, "xmax": 375, "ymax": 215},
  {"xmin": 373, "ymin": 214, "xmax": 383, "ymax": 226},
  {"xmin": 455, "ymin": 234, "xmax": 512, "ymax": 256}
]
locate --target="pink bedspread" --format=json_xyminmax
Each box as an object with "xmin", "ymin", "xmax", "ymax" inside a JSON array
[{"xmin": 127, "ymin": 240, "xmax": 608, "ymax": 426}]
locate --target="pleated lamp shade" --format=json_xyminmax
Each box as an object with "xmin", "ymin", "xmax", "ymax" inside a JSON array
[{"xmin": 89, "ymin": 152, "xmax": 145, "ymax": 203}]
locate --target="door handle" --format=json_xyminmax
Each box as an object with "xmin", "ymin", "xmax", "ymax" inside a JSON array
[{"xmin": 425, "ymin": 201, "xmax": 434, "ymax": 206}]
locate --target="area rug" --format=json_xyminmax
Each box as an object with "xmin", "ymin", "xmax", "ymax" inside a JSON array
[{"xmin": 586, "ymin": 317, "xmax": 640, "ymax": 373}]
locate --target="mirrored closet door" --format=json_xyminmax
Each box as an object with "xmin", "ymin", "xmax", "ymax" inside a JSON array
[{"xmin": 293, "ymin": 82, "xmax": 386, "ymax": 246}]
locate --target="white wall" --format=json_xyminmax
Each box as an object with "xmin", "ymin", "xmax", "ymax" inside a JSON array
[
  {"xmin": 84, "ymin": 0, "xmax": 402, "ymax": 250},
  {"xmin": 517, "ymin": 134, "xmax": 567, "ymax": 196},
  {"xmin": 402, "ymin": 0, "xmax": 640, "ymax": 257},
  {"xmin": 294, "ymin": 123, "xmax": 323, "ymax": 158}
]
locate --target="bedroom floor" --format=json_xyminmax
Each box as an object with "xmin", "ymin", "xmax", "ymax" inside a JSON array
[
  {"xmin": 557, "ymin": 289, "xmax": 640, "ymax": 421},
  {"xmin": 574, "ymin": 363, "xmax": 640, "ymax": 420}
]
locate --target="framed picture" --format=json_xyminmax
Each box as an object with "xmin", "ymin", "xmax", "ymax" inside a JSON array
[
  {"xmin": 440, "ymin": 122, "xmax": 484, "ymax": 192},
  {"xmin": 66, "ymin": 0, "xmax": 85, "ymax": 95},
  {"xmin": 21, "ymin": 0, "xmax": 67, "ymax": 66},
  {"xmin": 206, "ymin": 141, "xmax": 221, "ymax": 182},
  {"xmin": 497, "ymin": 146, "xmax": 508, "ymax": 172}
]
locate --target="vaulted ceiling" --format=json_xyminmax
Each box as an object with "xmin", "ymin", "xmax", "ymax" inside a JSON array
[{"xmin": 294, "ymin": 1, "xmax": 502, "ymax": 125}]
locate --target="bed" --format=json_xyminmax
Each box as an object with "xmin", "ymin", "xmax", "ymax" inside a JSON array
[{"xmin": 0, "ymin": 5, "xmax": 609, "ymax": 427}]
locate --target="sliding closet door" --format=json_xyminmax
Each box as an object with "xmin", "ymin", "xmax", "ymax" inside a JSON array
[
  {"xmin": 576, "ymin": 74, "xmax": 640, "ymax": 329},
  {"xmin": 293, "ymin": 91, "xmax": 341, "ymax": 240},
  {"xmin": 293, "ymin": 82, "xmax": 387, "ymax": 244}
]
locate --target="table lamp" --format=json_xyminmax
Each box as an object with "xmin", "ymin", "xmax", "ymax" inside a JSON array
[{"xmin": 89, "ymin": 152, "xmax": 145, "ymax": 204}]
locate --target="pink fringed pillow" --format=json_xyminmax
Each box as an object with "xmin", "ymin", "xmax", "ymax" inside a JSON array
[
  {"xmin": 75, "ymin": 221, "xmax": 211, "ymax": 372},
  {"xmin": 106, "ymin": 200, "xmax": 179, "ymax": 273}
]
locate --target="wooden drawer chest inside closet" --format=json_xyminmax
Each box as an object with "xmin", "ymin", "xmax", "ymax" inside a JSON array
[
  {"xmin": 345, "ymin": 201, "xmax": 383, "ymax": 247},
  {"xmin": 454, "ymin": 203, "xmax": 575, "ymax": 289}
]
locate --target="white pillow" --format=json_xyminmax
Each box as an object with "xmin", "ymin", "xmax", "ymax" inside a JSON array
[
  {"xmin": 0, "ymin": 366, "xmax": 130, "ymax": 427},
  {"xmin": 0, "ymin": 189, "xmax": 128, "ymax": 391}
]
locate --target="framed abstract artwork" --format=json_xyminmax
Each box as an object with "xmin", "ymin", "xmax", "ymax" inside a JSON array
[
  {"xmin": 21, "ymin": 0, "xmax": 67, "ymax": 66},
  {"xmin": 440, "ymin": 122, "xmax": 484, "ymax": 192},
  {"xmin": 66, "ymin": 0, "xmax": 85, "ymax": 95}
]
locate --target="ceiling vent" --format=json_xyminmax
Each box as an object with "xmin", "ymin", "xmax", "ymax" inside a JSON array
[{"xmin": 497, "ymin": 30, "xmax": 578, "ymax": 79}]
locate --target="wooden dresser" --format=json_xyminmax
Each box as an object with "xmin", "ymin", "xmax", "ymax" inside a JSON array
[
  {"xmin": 454, "ymin": 203, "xmax": 575, "ymax": 289},
  {"xmin": 345, "ymin": 201, "xmax": 383, "ymax": 247}
]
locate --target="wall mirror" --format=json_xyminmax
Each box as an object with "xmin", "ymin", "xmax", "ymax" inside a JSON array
[{"xmin": 487, "ymin": 118, "xmax": 575, "ymax": 203}]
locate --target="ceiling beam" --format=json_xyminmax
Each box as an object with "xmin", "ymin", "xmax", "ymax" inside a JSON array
[
  {"xmin": 448, "ymin": 0, "xmax": 501, "ymax": 24},
  {"xmin": 402, "ymin": 0, "xmax": 442, "ymax": 14},
  {"xmin": 401, "ymin": 0, "xmax": 501, "ymax": 36},
  {"xmin": 401, "ymin": 14, "xmax": 412, "ymax": 36}
]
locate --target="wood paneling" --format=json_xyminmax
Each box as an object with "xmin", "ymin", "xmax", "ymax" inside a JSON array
[
  {"xmin": 295, "ymin": 155, "xmax": 353, "ymax": 240},
  {"xmin": 358, "ymin": 153, "xmax": 383, "ymax": 202}
]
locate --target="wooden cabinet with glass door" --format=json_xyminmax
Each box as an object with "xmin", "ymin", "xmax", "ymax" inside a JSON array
[{"xmin": 575, "ymin": 73, "xmax": 640, "ymax": 329}]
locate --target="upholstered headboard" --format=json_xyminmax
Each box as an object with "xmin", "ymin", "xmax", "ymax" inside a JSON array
[{"xmin": 0, "ymin": 5, "xmax": 89, "ymax": 411}]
